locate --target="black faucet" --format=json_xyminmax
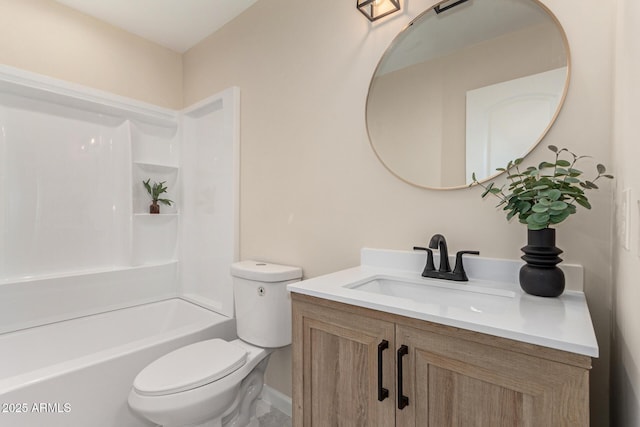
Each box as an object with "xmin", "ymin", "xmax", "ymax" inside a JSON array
[
  {"xmin": 429, "ymin": 234, "xmax": 451, "ymax": 273},
  {"xmin": 414, "ymin": 234, "xmax": 479, "ymax": 282}
]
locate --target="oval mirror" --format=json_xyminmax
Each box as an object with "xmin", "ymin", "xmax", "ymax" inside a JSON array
[{"xmin": 366, "ymin": 0, "xmax": 570, "ymax": 189}]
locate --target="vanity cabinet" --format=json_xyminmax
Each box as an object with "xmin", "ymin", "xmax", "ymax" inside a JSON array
[
  {"xmin": 292, "ymin": 293, "xmax": 396, "ymax": 426},
  {"xmin": 292, "ymin": 293, "xmax": 592, "ymax": 426}
]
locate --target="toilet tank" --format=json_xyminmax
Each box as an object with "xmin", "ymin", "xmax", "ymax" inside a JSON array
[{"xmin": 230, "ymin": 261, "xmax": 302, "ymax": 348}]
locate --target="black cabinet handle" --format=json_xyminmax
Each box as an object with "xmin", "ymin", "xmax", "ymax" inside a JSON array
[
  {"xmin": 397, "ymin": 345, "xmax": 409, "ymax": 410},
  {"xmin": 377, "ymin": 340, "xmax": 389, "ymax": 401}
]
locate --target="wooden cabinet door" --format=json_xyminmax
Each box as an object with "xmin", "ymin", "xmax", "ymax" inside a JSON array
[
  {"xmin": 292, "ymin": 296, "xmax": 396, "ymax": 427},
  {"xmin": 395, "ymin": 324, "xmax": 589, "ymax": 427}
]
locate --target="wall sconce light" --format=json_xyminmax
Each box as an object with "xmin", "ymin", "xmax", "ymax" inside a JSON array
[{"xmin": 357, "ymin": 0, "xmax": 401, "ymax": 22}]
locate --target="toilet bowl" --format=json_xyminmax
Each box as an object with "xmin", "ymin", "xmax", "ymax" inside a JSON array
[
  {"xmin": 128, "ymin": 339, "xmax": 269, "ymax": 427},
  {"xmin": 128, "ymin": 261, "xmax": 302, "ymax": 427}
]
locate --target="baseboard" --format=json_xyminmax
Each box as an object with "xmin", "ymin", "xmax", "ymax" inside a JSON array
[{"xmin": 259, "ymin": 385, "xmax": 292, "ymax": 417}]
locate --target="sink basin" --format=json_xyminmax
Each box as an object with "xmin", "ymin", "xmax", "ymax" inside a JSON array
[{"xmin": 345, "ymin": 276, "xmax": 515, "ymax": 314}]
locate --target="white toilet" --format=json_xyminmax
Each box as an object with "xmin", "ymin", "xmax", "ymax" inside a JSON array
[{"xmin": 128, "ymin": 260, "xmax": 302, "ymax": 427}]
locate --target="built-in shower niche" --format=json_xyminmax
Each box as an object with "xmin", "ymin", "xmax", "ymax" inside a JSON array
[
  {"xmin": 132, "ymin": 163, "xmax": 179, "ymax": 215},
  {"xmin": 130, "ymin": 120, "xmax": 180, "ymax": 265},
  {"xmin": 131, "ymin": 162, "xmax": 179, "ymax": 266}
]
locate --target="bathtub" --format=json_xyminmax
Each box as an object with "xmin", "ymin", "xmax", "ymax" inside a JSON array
[{"xmin": 0, "ymin": 298, "xmax": 236, "ymax": 427}]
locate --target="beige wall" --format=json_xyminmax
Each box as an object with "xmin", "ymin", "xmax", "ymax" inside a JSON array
[
  {"xmin": 0, "ymin": 0, "xmax": 619, "ymax": 424},
  {"xmin": 184, "ymin": 1, "xmax": 613, "ymax": 424},
  {"xmin": 0, "ymin": 0, "xmax": 182, "ymax": 109},
  {"xmin": 612, "ymin": 0, "xmax": 640, "ymax": 425}
]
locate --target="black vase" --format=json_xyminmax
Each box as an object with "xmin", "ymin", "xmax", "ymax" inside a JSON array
[{"xmin": 519, "ymin": 228, "xmax": 565, "ymax": 297}]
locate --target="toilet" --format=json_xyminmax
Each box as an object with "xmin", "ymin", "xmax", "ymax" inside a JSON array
[{"xmin": 128, "ymin": 260, "xmax": 302, "ymax": 427}]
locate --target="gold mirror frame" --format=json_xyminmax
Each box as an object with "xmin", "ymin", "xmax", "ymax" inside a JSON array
[{"xmin": 366, "ymin": 0, "xmax": 571, "ymax": 190}]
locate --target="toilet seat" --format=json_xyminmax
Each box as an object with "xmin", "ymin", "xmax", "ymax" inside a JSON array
[{"xmin": 133, "ymin": 339, "xmax": 247, "ymax": 397}]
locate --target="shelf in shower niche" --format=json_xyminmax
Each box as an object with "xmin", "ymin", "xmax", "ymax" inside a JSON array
[
  {"xmin": 133, "ymin": 213, "xmax": 179, "ymax": 217},
  {"xmin": 130, "ymin": 121, "xmax": 179, "ymax": 167},
  {"xmin": 133, "ymin": 161, "xmax": 179, "ymax": 171}
]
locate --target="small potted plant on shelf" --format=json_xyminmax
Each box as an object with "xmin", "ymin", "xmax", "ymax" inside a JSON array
[
  {"xmin": 143, "ymin": 179, "xmax": 174, "ymax": 214},
  {"xmin": 471, "ymin": 145, "xmax": 613, "ymax": 297}
]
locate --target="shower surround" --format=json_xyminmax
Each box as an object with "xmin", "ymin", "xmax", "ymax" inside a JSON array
[
  {"xmin": 0, "ymin": 65, "xmax": 239, "ymax": 330},
  {"xmin": 0, "ymin": 65, "xmax": 240, "ymax": 425}
]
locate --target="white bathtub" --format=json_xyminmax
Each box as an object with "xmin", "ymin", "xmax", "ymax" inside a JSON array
[{"xmin": 0, "ymin": 298, "xmax": 236, "ymax": 427}]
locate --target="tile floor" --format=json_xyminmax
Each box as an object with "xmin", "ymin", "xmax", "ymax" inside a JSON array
[
  {"xmin": 256, "ymin": 399, "xmax": 291, "ymax": 427},
  {"xmin": 257, "ymin": 406, "xmax": 291, "ymax": 427}
]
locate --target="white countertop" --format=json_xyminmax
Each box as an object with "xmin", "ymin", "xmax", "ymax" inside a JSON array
[{"xmin": 288, "ymin": 248, "xmax": 598, "ymax": 357}]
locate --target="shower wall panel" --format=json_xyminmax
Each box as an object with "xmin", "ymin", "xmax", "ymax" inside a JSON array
[{"xmin": 0, "ymin": 94, "xmax": 130, "ymax": 280}]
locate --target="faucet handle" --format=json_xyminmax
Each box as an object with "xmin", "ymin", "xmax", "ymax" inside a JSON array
[
  {"xmin": 413, "ymin": 246, "xmax": 436, "ymax": 273},
  {"xmin": 452, "ymin": 250, "xmax": 480, "ymax": 281}
]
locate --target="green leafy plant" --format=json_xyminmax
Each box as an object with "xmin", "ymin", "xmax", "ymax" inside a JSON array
[
  {"xmin": 470, "ymin": 145, "xmax": 613, "ymax": 230},
  {"xmin": 143, "ymin": 179, "xmax": 174, "ymax": 206}
]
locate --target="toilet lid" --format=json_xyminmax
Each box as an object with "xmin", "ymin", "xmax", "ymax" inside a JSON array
[{"xmin": 133, "ymin": 339, "xmax": 248, "ymax": 396}]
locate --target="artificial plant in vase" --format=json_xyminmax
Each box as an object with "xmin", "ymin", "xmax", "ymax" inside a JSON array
[
  {"xmin": 471, "ymin": 145, "xmax": 613, "ymax": 297},
  {"xmin": 143, "ymin": 179, "xmax": 174, "ymax": 214}
]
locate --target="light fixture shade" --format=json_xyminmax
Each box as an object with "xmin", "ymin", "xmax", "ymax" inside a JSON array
[{"xmin": 357, "ymin": 0, "xmax": 401, "ymax": 21}]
